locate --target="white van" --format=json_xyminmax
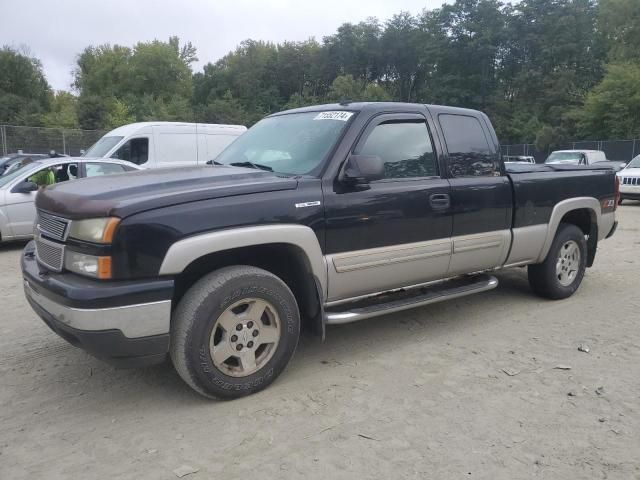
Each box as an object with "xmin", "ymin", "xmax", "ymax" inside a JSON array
[{"xmin": 83, "ymin": 122, "xmax": 247, "ymax": 168}]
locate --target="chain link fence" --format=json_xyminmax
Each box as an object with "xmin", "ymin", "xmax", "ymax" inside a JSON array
[
  {"xmin": 502, "ymin": 139, "xmax": 640, "ymax": 164},
  {"xmin": 0, "ymin": 125, "xmax": 107, "ymax": 157}
]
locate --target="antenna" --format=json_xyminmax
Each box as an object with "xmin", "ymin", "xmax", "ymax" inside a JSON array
[{"xmin": 339, "ymin": 97, "xmax": 352, "ymax": 106}]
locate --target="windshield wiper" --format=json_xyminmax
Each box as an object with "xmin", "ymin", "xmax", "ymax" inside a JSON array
[{"xmin": 229, "ymin": 161, "xmax": 273, "ymax": 172}]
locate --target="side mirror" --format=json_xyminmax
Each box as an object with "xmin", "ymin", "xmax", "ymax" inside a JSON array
[
  {"xmin": 342, "ymin": 154, "xmax": 384, "ymax": 184},
  {"xmin": 206, "ymin": 159, "xmax": 213, "ymax": 165},
  {"xmin": 12, "ymin": 180, "xmax": 38, "ymax": 194}
]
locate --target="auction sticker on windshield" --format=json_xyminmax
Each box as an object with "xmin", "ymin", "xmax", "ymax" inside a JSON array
[{"xmin": 314, "ymin": 111, "xmax": 354, "ymax": 121}]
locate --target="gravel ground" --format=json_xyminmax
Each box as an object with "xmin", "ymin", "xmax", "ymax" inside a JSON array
[{"xmin": 1, "ymin": 205, "xmax": 639, "ymax": 480}]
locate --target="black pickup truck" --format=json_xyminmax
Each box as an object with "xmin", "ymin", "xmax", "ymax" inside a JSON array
[{"xmin": 21, "ymin": 102, "xmax": 619, "ymax": 399}]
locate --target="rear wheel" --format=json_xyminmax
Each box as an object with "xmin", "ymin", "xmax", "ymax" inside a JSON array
[
  {"xmin": 170, "ymin": 266, "xmax": 300, "ymax": 399},
  {"xmin": 528, "ymin": 223, "xmax": 587, "ymax": 300}
]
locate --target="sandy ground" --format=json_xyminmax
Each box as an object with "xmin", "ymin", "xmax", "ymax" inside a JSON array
[{"xmin": 1, "ymin": 205, "xmax": 639, "ymax": 480}]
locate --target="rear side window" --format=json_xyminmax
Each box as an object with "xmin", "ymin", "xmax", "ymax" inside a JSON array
[
  {"xmin": 358, "ymin": 121, "xmax": 437, "ymax": 179},
  {"xmin": 439, "ymin": 114, "xmax": 499, "ymax": 177}
]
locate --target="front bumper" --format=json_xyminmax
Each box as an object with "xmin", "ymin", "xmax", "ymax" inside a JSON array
[
  {"xmin": 620, "ymin": 184, "xmax": 640, "ymax": 200},
  {"xmin": 21, "ymin": 241, "xmax": 174, "ymax": 367}
]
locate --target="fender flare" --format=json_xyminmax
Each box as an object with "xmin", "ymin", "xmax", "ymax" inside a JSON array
[
  {"xmin": 537, "ymin": 197, "xmax": 602, "ymax": 263},
  {"xmin": 159, "ymin": 224, "xmax": 328, "ymax": 300}
]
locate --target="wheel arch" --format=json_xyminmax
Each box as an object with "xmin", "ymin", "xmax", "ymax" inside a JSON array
[
  {"xmin": 160, "ymin": 225, "xmax": 327, "ymax": 336},
  {"xmin": 538, "ymin": 197, "xmax": 600, "ymax": 263}
]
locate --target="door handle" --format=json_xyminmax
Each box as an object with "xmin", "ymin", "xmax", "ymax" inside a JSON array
[{"xmin": 429, "ymin": 193, "xmax": 450, "ymax": 210}]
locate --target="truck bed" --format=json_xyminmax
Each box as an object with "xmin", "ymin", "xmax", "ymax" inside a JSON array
[{"xmin": 506, "ymin": 163, "xmax": 616, "ymax": 229}]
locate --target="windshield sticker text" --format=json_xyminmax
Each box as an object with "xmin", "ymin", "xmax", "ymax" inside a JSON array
[{"xmin": 313, "ymin": 111, "xmax": 353, "ymax": 121}]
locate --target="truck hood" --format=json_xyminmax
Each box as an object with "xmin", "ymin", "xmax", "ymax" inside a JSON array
[{"xmin": 36, "ymin": 166, "xmax": 298, "ymax": 219}]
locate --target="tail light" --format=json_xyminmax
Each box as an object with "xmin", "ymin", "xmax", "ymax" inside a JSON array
[{"xmin": 614, "ymin": 175, "xmax": 620, "ymax": 210}]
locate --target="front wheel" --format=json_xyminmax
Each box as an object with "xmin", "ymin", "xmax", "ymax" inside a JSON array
[
  {"xmin": 170, "ymin": 266, "xmax": 300, "ymax": 399},
  {"xmin": 528, "ymin": 223, "xmax": 587, "ymax": 300}
]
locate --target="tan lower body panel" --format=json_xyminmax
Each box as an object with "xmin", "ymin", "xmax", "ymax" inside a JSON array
[
  {"xmin": 447, "ymin": 230, "xmax": 511, "ymax": 276},
  {"xmin": 326, "ymin": 230, "xmax": 514, "ymax": 302},
  {"xmin": 505, "ymin": 224, "xmax": 547, "ymax": 266},
  {"xmin": 326, "ymin": 239, "xmax": 451, "ymax": 302}
]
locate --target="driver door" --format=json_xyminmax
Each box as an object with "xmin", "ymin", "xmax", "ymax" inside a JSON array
[{"xmin": 323, "ymin": 113, "xmax": 453, "ymax": 302}]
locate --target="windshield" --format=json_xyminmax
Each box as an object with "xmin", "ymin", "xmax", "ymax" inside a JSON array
[
  {"xmin": 0, "ymin": 162, "xmax": 38, "ymax": 188},
  {"xmin": 545, "ymin": 152, "xmax": 584, "ymax": 165},
  {"xmin": 625, "ymin": 155, "xmax": 640, "ymax": 169},
  {"xmin": 84, "ymin": 136, "xmax": 124, "ymax": 158},
  {"xmin": 215, "ymin": 111, "xmax": 353, "ymax": 175}
]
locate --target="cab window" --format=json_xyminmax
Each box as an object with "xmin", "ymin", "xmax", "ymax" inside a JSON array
[
  {"xmin": 439, "ymin": 114, "xmax": 500, "ymax": 177},
  {"xmin": 112, "ymin": 138, "xmax": 149, "ymax": 165},
  {"xmin": 357, "ymin": 121, "xmax": 437, "ymax": 179}
]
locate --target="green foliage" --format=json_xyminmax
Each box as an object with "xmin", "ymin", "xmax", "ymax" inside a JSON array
[
  {"xmin": 73, "ymin": 37, "xmax": 195, "ymax": 128},
  {"xmin": 105, "ymin": 98, "xmax": 135, "ymax": 127},
  {"xmin": 77, "ymin": 95, "xmax": 108, "ymax": 130},
  {"xmin": 327, "ymin": 75, "xmax": 391, "ymax": 102},
  {"xmin": 41, "ymin": 92, "xmax": 78, "ymax": 128},
  {"xmin": 599, "ymin": 0, "xmax": 640, "ymax": 62},
  {"xmin": 327, "ymin": 75, "xmax": 362, "ymax": 101},
  {"xmin": 0, "ymin": 46, "xmax": 51, "ymax": 125},
  {"xmin": 577, "ymin": 62, "xmax": 640, "ymax": 139}
]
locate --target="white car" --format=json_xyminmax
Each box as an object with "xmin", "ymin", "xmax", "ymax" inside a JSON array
[
  {"xmin": 545, "ymin": 149, "xmax": 607, "ymax": 165},
  {"xmin": 0, "ymin": 158, "xmax": 140, "ymax": 243},
  {"xmin": 83, "ymin": 122, "xmax": 247, "ymax": 168},
  {"xmin": 504, "ymin": 155, "xmax": 536, "ymax": 164},
  {"xmin": 617, "ymin": 155, "xmax": 640, "ymax": 204}
]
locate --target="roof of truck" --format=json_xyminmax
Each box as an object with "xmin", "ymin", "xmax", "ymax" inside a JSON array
[
  {"xmin": 553, "ymin": 150, "xmax": 604, "ymax": 154},
  {"xmin": 273, "ymin": 102, "xmax": 484, "ymax": 117}
]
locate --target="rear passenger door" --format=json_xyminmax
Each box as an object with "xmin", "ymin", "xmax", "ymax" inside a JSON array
[
  {"xmin": 323, "ymin": 113, "xmax": 453, "ymax": 302},
  {"xmin": 435, "ymin": 112, "xmax": 512, "ymax": 275}
]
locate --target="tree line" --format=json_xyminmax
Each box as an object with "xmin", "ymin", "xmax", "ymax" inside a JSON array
[{"xmin": 1, "ymin": 0, "xmax": 639, "ymax": 149}]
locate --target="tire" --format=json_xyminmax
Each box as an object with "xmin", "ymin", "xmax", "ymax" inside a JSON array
[
  {"xmin": 527, "ymin": 223, "xmax": 587, "ymax": 300},
  {"xmin": 170, "ymin": 265, "xmax": 300, "ymax": 399}
]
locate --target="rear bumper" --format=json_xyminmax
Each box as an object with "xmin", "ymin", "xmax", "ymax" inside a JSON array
[{"xmin": 21, "ymin": 241, "xmax": 173, "ymax": 367}]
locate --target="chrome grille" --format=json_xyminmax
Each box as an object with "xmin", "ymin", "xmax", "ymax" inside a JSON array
[
  {"xmin": 35, "ymin": 237, "xmax": 65, "ymax": 272},
  {"xmin": 621, "ymin": 177, "xmax": 639, "ymax": 186},
  {"xmin": 37, "ymin": 211, "xmax": 70, "ymax": 241}
]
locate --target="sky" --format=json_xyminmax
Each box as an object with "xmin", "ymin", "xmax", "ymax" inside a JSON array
[{"xmin": 1, "ymin": 0, "xmax": 448, "ymax": 92}]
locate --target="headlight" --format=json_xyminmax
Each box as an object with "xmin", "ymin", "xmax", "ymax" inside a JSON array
[
  {"xmin": 64, "ymin": 251, "xmax": 112, "ymax": 279},
  {"xmin": 68, "ymin": 217, "xmax": 120, "ymax": 243}
]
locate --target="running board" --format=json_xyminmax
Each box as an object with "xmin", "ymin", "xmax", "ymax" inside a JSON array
[{"xmin": 324, "ymin": 274, "xmax": 498, "ymax": 325}]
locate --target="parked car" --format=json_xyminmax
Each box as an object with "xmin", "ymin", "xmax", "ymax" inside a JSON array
[
  {"xmin": 0, "ymin": 158, "xmax": 140, "ymax": 242},
  {"xmin": 617, "ymin": 154, "xmax": 640, "ymax": 203},
  {"xmin": 83, "ymin": 122, "xmax": 247, "ymax": 168},
  {"xmin": 22, "ymin": 102, "xmax": 618, "ymax": 399},
  {"xmin": 545, "ymin": 149, "xmax": 626, "ymax": 171},
  {"xmin": 596, "ymin": 160, "xmax": 627, "ymax": 172},
  {"xmin": 503, "ymin": 155, "xmax": 536, "ymax": 164},
  {"xmin": 1, "ymin": 153, "xmax": 49, "ymax": 175}
]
